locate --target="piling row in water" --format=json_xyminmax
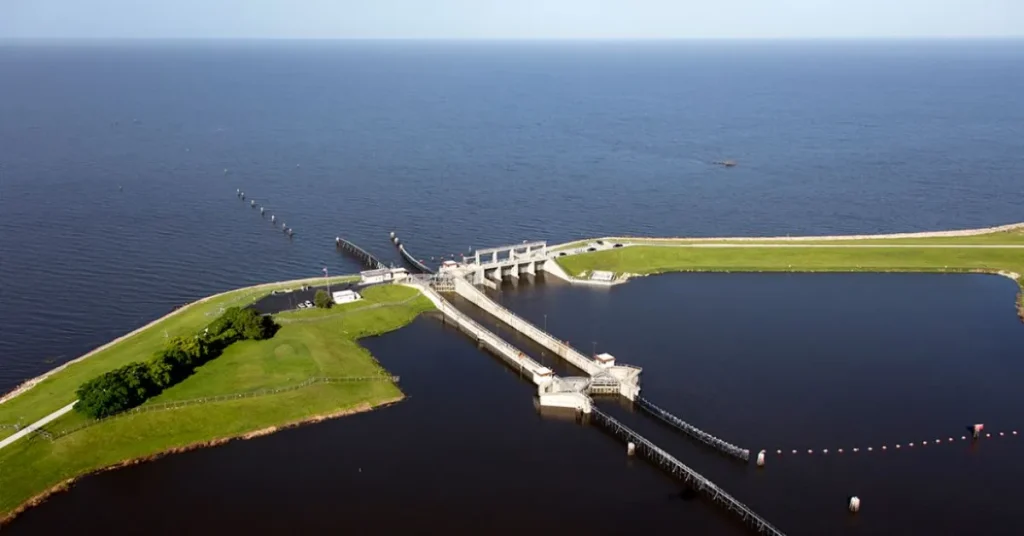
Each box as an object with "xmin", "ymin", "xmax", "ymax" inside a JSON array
[
  {"xmin": 335, "ymin": 237, "xmax": 386, "ymax": 270},
  {"xmin": 390, "ymin": 232, "xmax": 434, "ymax": 274},
  {"xmin": 635, "ymin": 396, "xmax": 750, "ymax": 462},
  {"xmin": 590, "ymin": 407, "xmax": 786, "ymax": 536},
  {"xmin": 236, "ymin": 189, "xmax": 293, "ymax": 237}
]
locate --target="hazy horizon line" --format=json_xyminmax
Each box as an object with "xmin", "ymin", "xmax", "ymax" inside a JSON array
[{"xmin": 3, "ymin": 35, "xmax": 1024, "ymax": 42}]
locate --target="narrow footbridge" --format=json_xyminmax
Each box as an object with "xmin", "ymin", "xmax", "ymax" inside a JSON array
[
  {"xmin": 636, "ymin": 396, "xmax": 750, "ymax": 462},
  {"xmin": 335, "ymin": 236, "xmax": 386, "ymax": 269},
  {"xmin": 591, "ymin": 407, "xmax": 786, "ymax": 536}
]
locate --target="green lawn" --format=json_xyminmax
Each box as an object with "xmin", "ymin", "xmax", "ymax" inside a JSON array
[
  {"xmin": 0, "ymin": 276, "xmax": 356, "ymax": 441},
  {"xmin": 0, "ymin": 282, "xmax": 433, "ymax": 522},
  {"xmin": 552, "ymin": 226, "xmax": 1024, "ymax": 248},
  {"xmin": 557, "ymin": 244, "xmax": 1024, "ymax": 287}
]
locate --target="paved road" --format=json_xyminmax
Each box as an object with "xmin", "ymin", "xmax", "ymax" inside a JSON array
[
  {"xmin": 0, "ymin": 401, "xmax": 76, "ymax": 451},
  {"xmin": 633, "ymin": 243, "xmax": 1024, "ymax": 249}
]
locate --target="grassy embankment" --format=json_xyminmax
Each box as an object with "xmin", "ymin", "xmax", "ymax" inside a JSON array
[
  {"xmin": 0, "ymin": 283, "xmax": 433, "ymax": 523},
  {"xmin": 556, "ymin": 227, "xmax": 1024, "ymax": 294}
]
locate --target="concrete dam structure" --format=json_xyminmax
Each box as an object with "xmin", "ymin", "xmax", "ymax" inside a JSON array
[{"xmin": 399, "ymin": 239, "xmax": 779, "ymax": 534}]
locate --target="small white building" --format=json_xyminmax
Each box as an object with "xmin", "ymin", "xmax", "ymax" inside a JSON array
[
  {"xmin": 332, "ymin": 289, "xmax": 362, "ymax": 305},
  {"xmin": 439, "ymin": 260, "xmax": 460, "ymax": 272},
  {"xmin": 595, "ymin": 353, "xmax": 616, "ymax": 367},
  {"xmin": 389, "ymin": 267, "xmax": 409, "ymax": 281},
  {"xmin": 590, "ymin": 270, "xmax": 614, "ymax": 282},
  {"xmin": 360, "ymin": 268, "xmax": 393, "ymax": 285}
]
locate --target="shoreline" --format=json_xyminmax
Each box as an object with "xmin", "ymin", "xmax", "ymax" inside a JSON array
[
  {"xmin": 0, "ymin": 275, "xmax": 356, "ymax": 406},
  {"xmin": 570, "ymin": 221, "xmax": 1024, "ymax": 245},
  {"xmin": 0, "ymin": 395, "xmax": 403, "ymax": 527}
]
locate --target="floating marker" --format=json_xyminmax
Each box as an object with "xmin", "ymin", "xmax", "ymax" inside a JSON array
[
  {"xmin": 896, "ymin": 444, "xmax": 901, "ymax": 449},
  {"xmin": 792, "ymin": 450, "xmax": 797, "ymax": 454},
  {"xmin": 853, "ymin": 448, "xmax": 859, "ymax": 453},
  {"xmin": 849, "ymin": 496, "xmax": 861, "ymax": 513},
  {"xmin": 776, "ymin": 450, "xmax": 782, "ymax": 455},
  {"xmin": 882, "ymin": 446, "xmax": 887, "ymax": 450},
  {"xmin": 823, "ymin": 449, "xmax": 828, "ymax": 454},
  {"xmin": 756, "ymin": 450, "xmax": 766, "ymax": 467},
  {"xmin": 627, "ymin": 442, "xmax": 636, "ymax": 456},
  {"xmin": 838, "ymin": 449, "xmax": 844, "ymax": 453},
  {"xmin": 961, "ymin": 436, "xmax": 967, "ymax": 440},
  {"xmin": 807, "ymin": 449, "xmax": 813, "ymax": 454},
  {"xmin": 867, "ymin": 447, "xmax": 873, "ymax": 452}
]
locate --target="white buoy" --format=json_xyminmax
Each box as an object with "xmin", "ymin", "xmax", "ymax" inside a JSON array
[
  {"xmin": 282, "ymin": 222, "xmax": 287, "ymax": 229},
  {"xmin": 250, "ymin": 199, "xmax": 255, "ymax": 207},
  {"xmin": 849, "ymin": 496, "xmax": 861, "ymax": 513},
  {"xmin": 756, "ymin": 450, "xmax": 766, "ymax": 467},
  {"xmin": 627, "ymin": 442, "xmax": 636, "ymax": 456},
  {"xmin": 390, "ymin": 231, "xmax": 396, "ymax": 239},
  {"xmin": 271, "ymin": 215, "xmax": 276, "ymax": 222},
  {"xmin": 260, "ymin": 207, "xmax": 265, "ymax": 214}
]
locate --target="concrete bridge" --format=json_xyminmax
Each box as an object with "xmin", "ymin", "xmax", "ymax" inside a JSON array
[
  {"xmin": 402, "ymin": 277, "xmax": 593, "ymax": 413},
  {"xmin": 451, "ymin": 276, "xmax": 641, "ymax": 400}
]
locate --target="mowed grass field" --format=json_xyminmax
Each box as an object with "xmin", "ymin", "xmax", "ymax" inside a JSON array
[
  {"xmin": 0, "ymin": 283, "xmax": 433, "ymax": 520},
  {"xmin": 551, "ymin": 227, "xmax": 1024, "ymax": 249},
  {"xmin": 556, "ymin": 228, "xmax": 1024, "ymax": 287},
  {"xmin": 0, "ymin": 276, "xmax": 357, "ymax": 441}
]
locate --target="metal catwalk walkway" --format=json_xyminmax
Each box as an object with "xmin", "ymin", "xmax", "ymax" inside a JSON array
[
  {"xmin": 591, "ymin": 407, "xmax": 786, "ymax": 536},
  {"xmin": 636, "ymin": 396, "xmax": 750, "ymax": 462}
]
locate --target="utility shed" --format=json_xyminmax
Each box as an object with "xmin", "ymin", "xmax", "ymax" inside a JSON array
[{"xmin": 333, "ymin": 290, "xmax": 362, "ymax": 304}]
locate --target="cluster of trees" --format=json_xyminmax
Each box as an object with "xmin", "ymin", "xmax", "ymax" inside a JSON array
[
  {"xmin": 76, "ymin": 307, "xmax": 278, "ymax": 419},
  {"xmin": 314, "ymin": 290, "xmax": 333, "ymax": 309}
]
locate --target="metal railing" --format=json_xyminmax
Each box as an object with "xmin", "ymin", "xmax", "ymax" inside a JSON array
[
  {"xmin": 636, "ymin": 396, "xmax": 750, "ymax": 462},
  {"xmin": 452, "ymin": 278, "xmax": 601, "ymax": 375},
  {"xmin": 335, "ymin": 237, "xmax": 386, "ymax": 269},
  {"xmin": 591, "ymin": 407, "xmax": 785, "ymax": 536},
  {"xmin": 408, "ymin": 280, "xmax": 545, "ymax": 375}
]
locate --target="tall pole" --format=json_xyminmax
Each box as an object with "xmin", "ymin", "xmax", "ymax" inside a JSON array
[
  {"xmin": 323, "ymin": 265, "xmax": 330, "ymax": 297},
  {"xmin": 544, "ymin": 314, "xmax": 547, "ymax": 332},
  {"xmin": 592, "ymin": 341, "xmax": 596, "ymax": 357}
]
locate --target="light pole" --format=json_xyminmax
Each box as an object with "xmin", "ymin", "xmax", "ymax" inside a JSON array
[
  {"xmin": 543, "ymin": 314, "xmax": 547, "ymax": 332},
  {"xmin": 322, "ymin": 264, "xmax": 331, "ymax": 298},
  {"xmin": 592, "ymin": 341, "xmax": 597, "ymax": 357}
]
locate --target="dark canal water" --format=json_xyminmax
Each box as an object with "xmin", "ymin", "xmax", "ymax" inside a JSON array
[{"xmin": 7, "ymin": 273, "xmax": 1023, "ymax": 535}]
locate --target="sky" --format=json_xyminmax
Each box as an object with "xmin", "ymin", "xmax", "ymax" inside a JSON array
[{"xmin": 2, "ymin": 0, "xmax": 1022, "ymax": 40}]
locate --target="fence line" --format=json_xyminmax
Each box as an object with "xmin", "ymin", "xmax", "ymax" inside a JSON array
[{"xmin": 39, "ymin": 375, "xmax": 399, "ymax": 441}]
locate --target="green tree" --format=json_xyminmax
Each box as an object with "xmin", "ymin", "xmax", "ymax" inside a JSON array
[{"xmin": 314, "ymin": 290, "xmax": 333, "ymax": 309}]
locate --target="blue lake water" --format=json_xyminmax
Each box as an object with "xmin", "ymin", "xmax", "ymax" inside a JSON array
[{"xmin": 1, "ymin": 40, "xmax": 1023, "ymax": 534}]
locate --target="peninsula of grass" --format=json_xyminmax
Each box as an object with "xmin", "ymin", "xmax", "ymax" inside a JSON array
[
  {"xmin": 0, "ymin": 281, "xmax": 433, "ymax": 523},
  {"xmin": 555, "ymin": 225, "xmax": 1024, "ymax": 295}
]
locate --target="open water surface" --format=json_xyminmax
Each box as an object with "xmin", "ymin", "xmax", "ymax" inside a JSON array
[
  {"xmin": 6, "ymin": 273, "xmax": 1024, "ymax": 535},
  {"xmin": 2, "ymin": 40, "xmax": 1024, "ymax": 534},
  {"xmin": 2, "ymin": 40, "xmax": 1023, "ymax": 389}
]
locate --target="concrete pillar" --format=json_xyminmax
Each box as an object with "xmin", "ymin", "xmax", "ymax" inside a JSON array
[
  {"xmin": 524, "ymin": 261, "xmax": 536, "ymax": 276},
  {"xmin": 475, "ymin": 252, "xmax": 480, "ymax": 265},
  {"xmin": 492, "ymin": 251, "xmax": 498, "ymax": 264}
]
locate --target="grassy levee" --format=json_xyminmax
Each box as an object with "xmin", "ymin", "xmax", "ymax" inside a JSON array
[
  {"xmin": 557, "ymin": 242, "xmax": 1024, "ymax": 289},
  {"xmin": 0, "ymin": 276, "xmax": 357, "ymax": 441},
  {"xmin": 551, "ymin": 225, "xmax": 1024, "ymax": 248},
  {"xmin": 0, "ymin": 284, "xmax": 433, "ymax": 522}
]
